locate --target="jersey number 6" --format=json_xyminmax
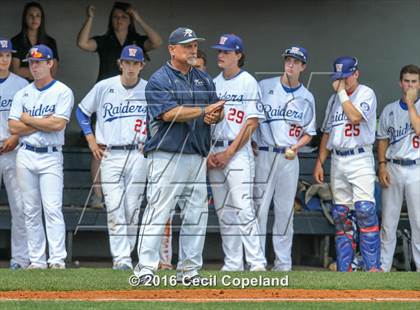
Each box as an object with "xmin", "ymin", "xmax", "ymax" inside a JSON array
[
  {"xmin": 413, "ymin": 136, "xmax": 420, "ymax": 149},
  {"xmin": 344, "ymin": 123, "xmax": 360, "ymax": 137}
]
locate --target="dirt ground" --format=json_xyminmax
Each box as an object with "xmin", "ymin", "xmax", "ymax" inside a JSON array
[{"xmin": 0, "ymin": 289, "xmax": 419, "ymax": 302}]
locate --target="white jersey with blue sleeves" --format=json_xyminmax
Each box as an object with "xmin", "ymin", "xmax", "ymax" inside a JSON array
[
  {"xmin": 321, "ymin": 84, "xmax": 377, "ymax": 150},
  {"xmin": 8, "ymin": 80, "xmax": 74, "ymax": 147},
  {"xmin": 377, "ymin": 99, "xmax": 420, "ymax": 160},
  {"xmin": 78, "ymin": 75, "xmax": 148, "ymax": 146},
  {"xmin": 254, "ymin": 76, "xmax": 316, "ymax": 147},
  {"xmin": 0, "ymin": 73, "xmax": 28, "ymax": 141}
]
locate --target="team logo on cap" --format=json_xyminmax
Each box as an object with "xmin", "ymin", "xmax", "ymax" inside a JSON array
[
  {"xmin": 219, "ymin": 36, "xmax": 228, "ymax": 45},
  {"xmin": 128, "ymin": 48, "xmax": 137, "ymax": 57},
  {"xmin": 335, "ymin": 64, "xmax": 343, "ymax": 72},
  {"xmin": 0, "ymin": 40, "xmax": 8, "ymax": 48},
  {"xmin": 29, "ymin": 48, "xmax": 43, "ymax": 59},
  {"xmin": 290, "ymin": 47, "xmax": 300, "ymax": 53},
  {"xmin": 184, "ymin": 29, "xmax": 193, "ymax": 37}
]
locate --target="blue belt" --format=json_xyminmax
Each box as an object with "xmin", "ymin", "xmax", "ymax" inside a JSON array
[
  {"xmin": 108, "ymin": 144, "xmax": 140, "ymax": 150},
  {"xmin": 212, "ymin": 140, "xmax": 233, "ymax": 147},
  {"xmin": 387, "ymin": 158, "xmax": 420, "ymax": 166},
  {"xmin": 333, "ymin": 147, "xmax": 365, "ymax": 157},
  {"xmin": 21, "ymin": 143, "xmax": 58, "ymax": 153},
  {"xmin": 258, "ymin": 146, "xmax": 287, "ymax": 154}
]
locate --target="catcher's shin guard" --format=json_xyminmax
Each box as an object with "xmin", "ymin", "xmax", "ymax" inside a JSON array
[
  {"xmin": 354, "ymin": 200, "xmax": 381, "ymax": 271},
  {"xmin": 332, "ymin": 205, "xmax": 355, "ymax": 272}
]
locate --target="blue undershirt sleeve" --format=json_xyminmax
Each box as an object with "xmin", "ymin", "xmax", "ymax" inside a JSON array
[{"xmin": 76, "ymin": 106, "xmax": 93, "ymax": 136}]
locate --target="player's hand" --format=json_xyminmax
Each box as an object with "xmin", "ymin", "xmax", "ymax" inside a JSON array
[
  {"xmin": 251, "ymin": 141, "xmax": 258, "ymax": 156},
  {"xmin": 405, "ymin": 87, "xmax": 418, "ymax": 105},
  {"xmin": 204, "ymin": 111, "xmax": 220, "ymax": 125},
  {"xmin": 86, "ymin": 4, "xmax": 95, "ymax": 18},
  {"xmin": 332, "ymin": 79, "xmax": 345, "ymax": 92},
  {"xmin": 378, "ymin": 165, "xmax": 391, "ymax": 188},
  {"xmin": 0, "ymin": 135, "xmax": 19, "ymax": 154},
  {"xmin": 313, "ymin": 160, "xmax": 324, "ymax": 184},
  {"xmin": 88, "ymin": 141, "xmax": 105, "ymax": 160},
  {"xmin": 213, "ymin": 150, "xmax": 233, "ymax": 168},
  {"xmin": 205, "ymin": 100, "xmax": 225, "ymax": 115},
  {"xmin": 207, "ymin": 153, "xmax": 218, "ymax": 169}
]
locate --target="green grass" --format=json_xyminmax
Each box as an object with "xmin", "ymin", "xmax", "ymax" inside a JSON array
[
  {"xmin": 0, "ymin": 269, "xmax": 418, "ymax": 291},
  {"xmin": 0, "ymin": 301, "xmax": 418, "ymax": 310}
]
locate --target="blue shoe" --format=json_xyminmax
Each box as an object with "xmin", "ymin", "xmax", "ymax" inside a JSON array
[
  {"xmin": 113, "ymin": 263, "xmax": 132, "ymax": 270},
  {"xmin": 10, "ymin": 263, "xmax": 24, "ymax": 270}
]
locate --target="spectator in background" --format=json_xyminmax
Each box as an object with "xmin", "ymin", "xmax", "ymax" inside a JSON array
[
  {"xmin": 77, "ymin": 1, "xmax": 161, "ymax": 207},
  {"xmin": 77, "ymin": 1, "xmax": 162, "ymax": 82},
  {"xmin": 11, "ymin": 1, "xmax": 59, "ymax": 81}
]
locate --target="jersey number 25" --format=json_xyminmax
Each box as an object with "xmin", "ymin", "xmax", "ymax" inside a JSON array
[{"xmin": 344, "ymin": 123, "xmax": 360, "ymax": 137}]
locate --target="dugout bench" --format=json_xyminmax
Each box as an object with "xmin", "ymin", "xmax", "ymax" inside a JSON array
[{"xmin": 0, "ymin": 147, "xmax": 412, "ymax": 269}]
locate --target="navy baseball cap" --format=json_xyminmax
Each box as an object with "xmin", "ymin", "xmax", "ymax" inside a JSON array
[
  {"xmin": 211, "ymin": 34, "xmax": 244, "ymax": 52},
  {"xmin": 0, "ymin": 38, "xmax": 16, "ymax": 53},
  {"xmin": 119, "ymin": 45, "xmax": 144, "ymax": 62},
  {"xmin": 282, "ymin": 46, "xmax": 308, "ymax": 64},
  {"xmin": 169, "ymin": 27, "xmax": 205, "ymax": 45},
  {"xmin": 23, "ymin": 44, "xmax": 53, "ymax": 62},
  {"xmin": 331, "ymin": 56, "xmax": 358, "ymax": 80}
]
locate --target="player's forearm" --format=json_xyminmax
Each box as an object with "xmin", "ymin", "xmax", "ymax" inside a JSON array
[
  {"xmin": 317, "ymin": 133, "xmax": 330, "ymax": 164},
  {"xmin": 407, "ymin": 105, "xmax": 420, "ymax": 135},
  {"xmin": 377, "ymin": 139, "xmax": 389, "ymax": 163},
  {"xmin": 8, "ymin": 120, "xmax": 37, "ymax": 136},
  {"xmin": 226, "ymin": 118, "xmax": 259, "ymax": 156},
  {"xmin": 161, "ymin": 106, "xmax": 203, "ymax": 122},
  {"xmin": 294, "ymin": 134, "xmax": 313, "ymax": 150},
  {"xmin": 23, "ymin": 116, "xmax": 67, "ymax": 132},
  {"xmin": 342, "ymin": 101, "xmax": 363, "ymax": 124}
]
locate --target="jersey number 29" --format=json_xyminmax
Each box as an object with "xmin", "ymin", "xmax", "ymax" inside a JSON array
[{"xmin": 227, "ymin": 108, "xmax": 244, "ymax": 124}]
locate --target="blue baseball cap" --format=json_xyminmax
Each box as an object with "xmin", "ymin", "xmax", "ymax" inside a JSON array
[
  {"xmin": 282, "ymin": 46, "xmax": 308, "ymax": 64},
  {"xmin": 0, "ymin": 38, "xmax": 16, "ymax": 53},
  {"xmin": 331, "ymin": 56, "xmax": 359, "ymax": 80},
  {"xmin": 168, "ymin": 27, "xmax": 205, "ymax": 45},
  {"xmin": 119, "ymin": 45, "xmax": 144, "ymax": 62},
  {"xmin": 23, "ymin": 44, "xmax": 53, "ymax": 62},
  {"xmin": 211, "ymin": 34, "xmax": 244, "ymax": 52}
]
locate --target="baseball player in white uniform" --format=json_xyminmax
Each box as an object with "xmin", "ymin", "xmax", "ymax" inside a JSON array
[
  {"xmin": 77, "ymin": 45, "xmax": 148, "ymax": 270},
  {"xmin": 0, "ymin": 38, "xmax": 29, "ymax": 269},
  {"xmin": 8, "ymin": 44, "xmax": 74, "ymax": 269},
  {"xmin": 313, "ymin": 56, "xmax": 380, "ymax": 272},
  {"xmin": 377, "ymin": 64, "xmax": 420, "ymax": 272},
  {"xmin": 254, "ymin": 46, "xmax": 316, "ymax": 271},
  {"xmin": 208, "ymin": 34, "xmax": 266, "ymax": 271}
]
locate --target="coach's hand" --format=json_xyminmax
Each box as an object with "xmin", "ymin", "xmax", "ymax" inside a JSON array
[
  {"xmin": 378, "ymin": 164, "xmax": 391, "ymax": 188},
  {"xmin": 204, "ymin": 111, "xmax": 220, "ymax": 125},
  {"xmin": 313, "ymin": 160, "xmax": 324, "ymax": 184},
  {"xmin": 0, "ymin": 135, "xmax": 19, "ymax": 154},
  {"xmin": 205, "ymin": 100, "xmax": 225, "ymax": 115}
]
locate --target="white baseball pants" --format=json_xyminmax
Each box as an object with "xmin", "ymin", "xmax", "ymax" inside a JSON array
[
  {"xmin": 254, "ymin": 150, "xmax": 298, "ymax": 271},
  {"xmin": 380, "ymin": 162, "xmax": 420, "ymax": 272},
  {"xmin": 209, "ymin": 149, "xmax": 266, "ymax": 271},
  {"xmin": 16, "ymin": 149, "xmax": 66, "ymax": 267},
  {"xmin": 136, "ymin": 151, "xmax": 208, "ymax": 278},
  {"xmin": 101, "ymin": 149, "xmax": 147, "ymax": 267},
  {"xmin": 0, "ymin": 148, "xmax": 29, "ymax": 267}
]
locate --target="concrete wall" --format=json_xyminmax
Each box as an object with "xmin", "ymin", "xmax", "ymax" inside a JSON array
[{"xmin": 2, "ymin": 0, "xmax": 420, "ymax": 142}]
